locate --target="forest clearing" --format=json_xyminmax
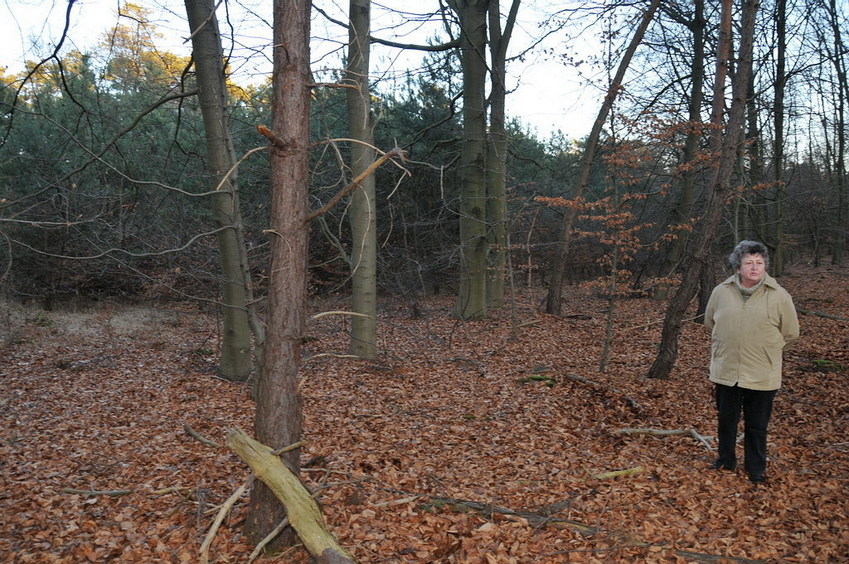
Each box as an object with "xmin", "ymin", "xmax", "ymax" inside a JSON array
[{"xmin": 1, "ymin": 263, "xmax": 847, "ymax": 563}]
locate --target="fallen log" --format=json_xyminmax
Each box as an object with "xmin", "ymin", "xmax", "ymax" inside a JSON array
[
  {"xmin": 226, "ymin": 428, "xmax": 356, "ymax": 564},
  {"xmin": 413, "ymin": 494, "xmax": 596, "ymax": 535},
  {"xmin": 796, "ymin": 307, "xmax": 849, "ymax": 323}
]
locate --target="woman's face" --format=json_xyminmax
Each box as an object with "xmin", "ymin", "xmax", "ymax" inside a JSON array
[{"xmin": 737, "ymin": 253, "xmax": 766, "ymax": 288}]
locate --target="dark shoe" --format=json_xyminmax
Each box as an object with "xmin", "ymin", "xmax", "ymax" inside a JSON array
[
  {"xmin": 710, "ymin": 460, "xmax": 736, "ymax": 471},
  {"xmin": 749, "ymin": 473, "xmax": 767, "ymax": 484}
]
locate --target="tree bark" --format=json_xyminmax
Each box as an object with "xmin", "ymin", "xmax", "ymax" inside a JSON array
[
  {"xmin": 825, "ymin": 0, "xmax": 847, "ymax": 265},
  {"xmin": 184, "ymin": 0, "xmax": 253, "ymax": 382},
  {"xmin": 772, "ymin": 0, "xmax": 787, "ymax": 274},
  {"xmin": 485, "ymin": 0, "xmax": 520, "ymax": 310},
  {"xmin": 449, "ymin": 0, "xmax": 490, "ymax": 321},
  {"xmin": 245, "ymin": 0, "xmax": 310, "ymax": 550},
  {"xmin": 544, "ymin": 0, "xmax": 661, "ymax": 315},
  {"xmin": 346, "ymin": 0, "xmax": 377, "ymax": 359},
  {"xmin": 647, "ymin": 0, "xmax": 760, "ymax": 380}
]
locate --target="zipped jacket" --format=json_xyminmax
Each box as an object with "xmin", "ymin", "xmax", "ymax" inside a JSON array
[{"xmin": 704, "ymin": 273, "xmax": 799, "ymax": 391}]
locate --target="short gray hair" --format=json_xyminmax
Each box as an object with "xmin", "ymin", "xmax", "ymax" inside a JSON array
[{"xmin": 728, "ymin": 240, "xmax": 769, "ymax": 271}]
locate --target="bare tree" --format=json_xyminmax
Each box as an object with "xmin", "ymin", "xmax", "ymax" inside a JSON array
[
  {"xmin": 772, "ymin": 0, "xmax": 788, "ymax": 274},
  {"xmin": 823, "ymin": 0, "xmax": 848, "ymax": 264},
  {"xmin": 244, "ymin": 0, "xmax": 310, "ymax": 550},
  {"xmin": 346, "ymin": 0, "xmax": 378, "ymax": 359},
  {"xmin": 184, "ymin": 0, "xmax": 254, "ymax": 382},
  {"xmin": 486, "ymin": 0, "xmax": 521, "ymax": 310},
  {"xmin": 544, "ymin": 0, "xmax": 662, "ymax": 316},
  {"xmin": 447, "ymin": 0, "xmax": 490, "ymax": 320},
  {"xmin": 658, "ymin": 0, "xmax": 706, "ymax": 292},
  {"xmin": 647, "ymin": 0, "xmax": 760, "ymax": 380}
]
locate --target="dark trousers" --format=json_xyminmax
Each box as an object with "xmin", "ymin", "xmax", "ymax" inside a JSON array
[{"xmin": 715, "ymin": 383, "xmax": 777, "ymax": 477}]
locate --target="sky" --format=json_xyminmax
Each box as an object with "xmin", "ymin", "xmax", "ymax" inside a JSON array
[{"xmin": 0, "ymin": 0, "xmax": 599, "ymax": 139}]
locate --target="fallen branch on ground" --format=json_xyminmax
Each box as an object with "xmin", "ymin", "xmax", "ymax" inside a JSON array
[
  {"xmin": 248, "ymin": 517, "xmax": 290, "ymax": 563},
  {"xmin": 675, "ymin": 549, "xmax": 767, "ymax": 563},
  {"xmin": 397, "ymin": 493, "xmax": 596, "ymax": 535},
  {"xmin": 796, "ymin": 307, "xmax": 849, "ymax": 323},
  {"xmin": 200, "ymin": 476, "xmax": 254, "ymax": 564},
  {"xmin": 615, "ymin": 427, "xmax": 713, "ymax": 450},
  {"xmin": 183, "ymin": 423, "xmax": 220, "ymax": 448},
  {"xmin": 226, "ymin": 427, "xmax": 356, "ymax": 564},
  {"xmin": 591, "ymin": 466, "xmax": 644, "ymax": 480},
  {"xmin": 62, "ymin": 488, "xmax": 133, "ymax": 497}
]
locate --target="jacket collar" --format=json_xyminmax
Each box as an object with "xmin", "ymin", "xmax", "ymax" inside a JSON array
[{"xmin": 721, "ymin": 272, "xmax": 778, "ymax": 289}]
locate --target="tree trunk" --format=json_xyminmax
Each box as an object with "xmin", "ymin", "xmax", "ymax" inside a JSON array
[
  {"xmin": 545, "ymin": 0, "xmax": 661, "ymax": 315},
  {"xmin": 184, "ymin": 0, "xmax": 253, "ymax": 382},
  {"xmin": 647, "ymin": 0, "xmax": 760, "ymax": 380},
  {"xmin": 485, "ymin": 0, "xmax": 520, "ymax": 310},
  {"xmin": 744, "ymin": 68, "xmax": 763, "ymax": 241},
  {"xmin": 772, "ymin": 0, "xmax": 787, "ymax": 274},
  {"xmin": 346, "ymin": 0, "xmax": 377, "ymax": 359},
  {"xmin": 245, "ymin": 0, "xmax": 310, "ymax": 550},
  {"xmin": 450, "ymin": 0, "xmax": 490, "ymax": 321},
  {"xmin": 826, "ymin": 0, "xmax": 847, "ymax": 265}
]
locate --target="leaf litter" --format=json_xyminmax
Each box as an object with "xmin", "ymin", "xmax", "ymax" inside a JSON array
[{"xmin": 1, "ymin": 265, "xmax": 847, "ymax": 562}]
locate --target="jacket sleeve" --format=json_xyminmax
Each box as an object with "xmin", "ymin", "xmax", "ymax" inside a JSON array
[
  {"xmin": 704, "ymin": 287, "xmax": 718, "ymax": 332},
  {"xmin": 779, "ymin": 289, "xmax": 800, "ymax": 348}
]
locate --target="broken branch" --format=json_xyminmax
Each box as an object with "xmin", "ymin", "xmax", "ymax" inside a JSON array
[
  {"xmin": 62, "ymin": 488, "xmax": 133, "ymax": 497},
  {"xmin": 183, "ymin": 423, "xmax": 220, "ymax": 448},
  {"xmin": 616, "ymin": 427, "xmax": 713, "ymax": 450},
  {"xmin": 226, "ymin": 428, "xmax": 356, "ymax": 563},
  {"xmin": 200, "ymin": 475, "xmax": 254, "ymax": 564},
  {"xmin": 591, "ymin": 466, "xmax": 644, "ymax": 480},
  {"xmin": 305, "ymin": 147, "xmax": 406, "ymax": 223},
  {"xmin": 256, "ymin": 124, "xmax": 286, "ymax": 149}
]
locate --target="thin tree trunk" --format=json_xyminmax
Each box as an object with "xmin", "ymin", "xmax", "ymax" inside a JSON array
[
  {"xmin": 647, "ymin": 0, "xmax": 760, "ymax": 380},
  {"xmin": 346, "ymin": 0, "xmax": 377, "ymax": 359},
  {"xmin": 772, "ymin": 0, "xmax": 787, "ymax": 274},
  {"xmin": 245, "ymin": 0, "xmax": 310, "ymax": 550},
  {"xmin": 184, "ymin": 0, "xmax": 253, "ymax": 382},
  {"xmin": 744, "ymin": 68, "xmax": 763, "ymax": 240},
  {"xmin": 545, "ymin": 0, "xmax": 661, "ymax": 315},
  {"xmin": 485, "ymin": 0, "xmax": 521, "ymax": 310},
  {"xmin": 826, "ymin": 0, "xmax": 847, "ymax": 264}
]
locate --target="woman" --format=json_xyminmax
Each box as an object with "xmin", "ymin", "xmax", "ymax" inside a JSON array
[{"xmin": 703, "ymin": 240, "xmax": 799, "ymax": 484}]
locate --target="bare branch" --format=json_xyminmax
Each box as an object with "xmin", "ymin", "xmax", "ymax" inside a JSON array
[{"xmin": 305, "ymin": 147, "xmax": 407, "ymax": 223}]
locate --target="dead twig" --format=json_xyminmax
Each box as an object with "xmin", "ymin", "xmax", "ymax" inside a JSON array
[
  {"xmin": 305, "ymin": 147, "xmax": 406, "ymax": 223},
  {"xmin": 416, "ymin": 494, "xmax": 596, "ymax": 535},
  {"xmin": 247, "ymin": 517, "xmax": 291, "ymax": 563},
  {"xmin": 183, "ymin": 423, "xmax": 220, "ymax": 448},
  {"xmin": 199, "ymin": 475, "xmax": 254, "ymax": 564}
]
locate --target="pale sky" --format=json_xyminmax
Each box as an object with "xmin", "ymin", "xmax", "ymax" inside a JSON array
[{"xmin": 0, "ymin": 0, "xmax": 598, "ymax": 139}]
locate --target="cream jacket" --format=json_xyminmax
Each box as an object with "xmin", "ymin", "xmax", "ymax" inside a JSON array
[{"xmin": 704, "ymin": 273, "xmax": 799, "ymax": 391}]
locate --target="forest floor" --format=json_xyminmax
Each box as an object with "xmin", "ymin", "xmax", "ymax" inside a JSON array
[{"xmin": 1, "ymin": 264, "xmax": 848, "ymax": 563}]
